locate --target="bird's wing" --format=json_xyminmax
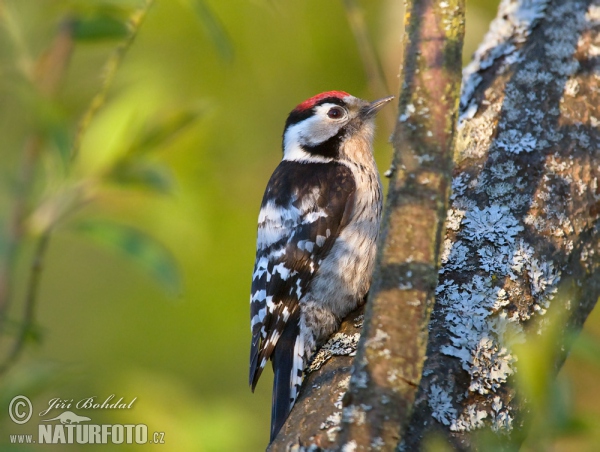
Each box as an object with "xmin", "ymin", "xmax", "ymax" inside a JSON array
[{"xmin": 249, "ymin": 160, "xmax": 356, "ymax": 391}]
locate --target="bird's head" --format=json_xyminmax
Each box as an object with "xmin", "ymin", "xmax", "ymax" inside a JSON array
[{"xmin": 282, "ymin": 91, "xmax": 394, "ymax": 162}]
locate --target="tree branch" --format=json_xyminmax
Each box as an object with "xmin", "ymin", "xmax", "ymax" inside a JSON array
[
  {"xmin": 0, "ymin": 231, "xmax": 51, "ymax": 375},
  {"xmin": 0, "ymin": 19, "xmax": 74, "ymax": 335},
  {"xmin": 402, "ymin": 0, "xmax": 600, "ymax": 448},
  {"xmin": 268, "ymin": 0, "xmax": 600, "ymax": 450},
  {"xmin": 269, "ymin": 0, "xmax": 465, "ymax": 449},
  {"xmin": 337, "ymin": 0, "xmax": 465, "ymax": 447}
]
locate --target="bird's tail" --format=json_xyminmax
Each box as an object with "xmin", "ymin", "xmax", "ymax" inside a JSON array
[{"xmin": 270, "ymin": 311, "xmax": 307, "ymax": 443}]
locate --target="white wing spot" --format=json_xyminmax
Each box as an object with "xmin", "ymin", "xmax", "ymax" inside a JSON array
[
  {"xmin": 251, "ymin": 290, "xmax": 266, "ymax": 303},
  {"xmin": 296, "ymin": 280, "xmax": 303, "ymax": 299},
  {"xmin": 303, "ymin": 210, "xmax": 328, "ymax": 223},
  {"xmin": 257, "ymin": 201, "xmax": 302, "ymax": 250},
  {"xmin": 250, "ymin": 308, "xmax": 267, "ymax": 330},
  {"xmin": 298, "ymin": 240, "xmax": 315, "ymax": 253},
  {"xmin": 273, "ymin": 263, "xmax": 294, "ymax": 280}
]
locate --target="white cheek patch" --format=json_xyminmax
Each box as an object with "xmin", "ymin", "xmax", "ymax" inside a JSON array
[{"xmin": 283, "ymin": 103, "xmax": 348, "ymax": 162}]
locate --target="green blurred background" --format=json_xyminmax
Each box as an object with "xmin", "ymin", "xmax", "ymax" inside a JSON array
[{"xmin": 0, "ymin": 1, "xmax": 598, "ymax": 451}]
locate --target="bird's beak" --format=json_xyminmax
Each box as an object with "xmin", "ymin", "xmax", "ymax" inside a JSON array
[{"xmin": 362, "ymin": 95, "xmax": 394, "ymax": 118}]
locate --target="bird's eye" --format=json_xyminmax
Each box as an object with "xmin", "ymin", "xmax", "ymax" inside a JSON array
[{"xmin": 327, "ymin": 107, "xmax": 345, "ymax": 119}]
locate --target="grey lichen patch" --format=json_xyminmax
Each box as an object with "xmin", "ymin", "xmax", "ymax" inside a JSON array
[
  {"xmin": 463, "ymin": 205, "xmax": 524, "ymax": 244},
  {"xmin": 363, "ymin": 328, "xmax": 393, "ymax": 362},
  {"xmin": 286, "ymin": 443, "xmax": 321, "ymax": 452},
  {"xmin": 457, "ymin": 101, "xmax": 502, "ymax": 161},
  {"xmin": 320, "ymin": 411, "xmax": 342, "ymax": 442},
  {"xmin": 397, "ymin": 0, "xmax": 600, "ymax": 445},
  {"xmin": 341, "ymin": 441, "xmax": 358, "ymax": 452},
  {"xmin": 435, "ymin": 196, "xmax": 562, "ymax": 429},
  {"xmin": 456, "ymin": 0, "xmax": 591, "ymax": 174},
  {"xmin": 450, "ymin": 404, "xmax": 489, "ymax": 432},
  {"xmin": 496, "ymin": 129, "xmax": 537, "ymax": 154},
  {"xmin": 437, "ymin": 276, "xmax": 524, "ymax": 394},
  {"xmin": 510, "ymin": 240, "xmax": 559, "ymax": 306},
  {"xmin": 320, "ymin": 411, "xmax": 342, "ymax": 430},
  {"xmin": 352, "ymin": 368, "xmax": 369, "ymax": 389},
  {"xmin": 335, "ymin": 376, "xmax": 351, "ymax": 409},
  {"xmin": 490, "ymin": 396, "xmax": 514, "ymax": 432},
  {"xmin": 308, "ymin": 332, "xmax": 360, "ymax": 372},
  {"xmin": 387, "ymin": 368, "xmax": 401, "ymax": 387},
  {"xmin": 342, "ymin": 404, "xmax": 367, "ymax": 426},
  {"xmin": 441, "ymin": 240, "xmax": 471, "ymax": 273},
  {"xmin": 365, "ymin": 328, "xmax": 390, "ymax": 350},
  {"xmin": 563, "ymin": 78, "xmax": 580, "ymax": 97},
  {"xmin": 425, "ymin": 0, "xmax": 597, "ymax": 436},
  {"xmin": 429, "ymin": 383, "xmax": 458, "ymax": 426},
  {"xmin": 459, "ymin": 0, "xmax": 549, "ymax": 122},
  {"xmin": 319, "ymin": 376, "xmax": 351, "ymax": 443},
  {"xmin": 446, "ymin": 208, "xmax": 466, "ymax": 231},
  {"xmin": 370, "ymin": 436, "xmax": 385, "ymax": 450}
]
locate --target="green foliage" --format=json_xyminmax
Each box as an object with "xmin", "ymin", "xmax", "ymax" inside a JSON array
[
  {"xmin": 72, "ymin": 16, "xmax": 130, "ymax": 42},
  {"xmin": 0, "ymin": 0, "xmax": 598, "ymax": 451},
  {"xmin": 571, "ymin": 329, "xmax": 600, "ymax": 368},
  {"xmin": 181, "ymin": 0, "xmax": 234, "ymax": 62},
  {"xmin": 74, "ymin": 220, "xmax": 181, "ymax": 297},
  {"xmin": 127, "ymin": 107, "xmax": 204, "ymax": 157},
  {"xmin": 105, "ymin": 106, "xmax": 203, "ymax": 193},
  {"xmin": 107, "ymin": 160, "xmax": 174, "ymax": 193}
]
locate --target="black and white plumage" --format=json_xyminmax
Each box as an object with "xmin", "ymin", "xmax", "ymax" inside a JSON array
[{"xmin": 249, "ymin": 91, "xmax": 393, "ymax": 442}]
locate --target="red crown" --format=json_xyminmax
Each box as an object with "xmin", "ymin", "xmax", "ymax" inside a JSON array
[{"xmin": 293, "ymin": 91, "xmax": 350, "ymax": 112}]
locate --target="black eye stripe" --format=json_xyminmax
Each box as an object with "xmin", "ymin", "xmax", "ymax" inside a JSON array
[{"xmin": 285, "ymin": 97, "xmax": 348, "ymax": 128}]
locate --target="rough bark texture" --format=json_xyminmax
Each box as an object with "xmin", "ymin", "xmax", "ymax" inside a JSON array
[
  {"xmin": 269, "ymin": 0, "xmax": 600, "ymax": 450},
  {"xmin": 267, "ymin": 307, "xmax": 365, "ymax": 450},
  {"xmin": 403, "ymin": 0, "xmax": 600, "ymax": 449},
  {"xmin": 337, "ymin": 0, "xmax": 465, "ymax": 448},
  {"xmin": 270, "ymin": 0, "xmax": 465, "ymax": 449}
]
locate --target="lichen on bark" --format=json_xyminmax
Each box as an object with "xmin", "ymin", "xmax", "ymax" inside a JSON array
[
  {"xmin": 403, "ymin": 0, "xmax": 600, "ymax": 448},
  {"xmin": 269, "ymin": 0, "xmax": 600, "ymax": 450}
]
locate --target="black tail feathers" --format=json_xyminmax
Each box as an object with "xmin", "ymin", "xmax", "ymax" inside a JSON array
[{"xmin": 269, "ymin": 313, "xmax": 301, "ymax": 443}]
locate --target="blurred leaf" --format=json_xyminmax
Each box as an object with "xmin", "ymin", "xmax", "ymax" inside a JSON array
[
  {"xmin": 72, "ymin": 15, "xmax": 130, "ymax": 41},
  {"xmin": 74, "ymin": 220, "xmax": 182, "ymax": 297},
  {"xmin": 46, "ymin": 118, "xmax": 71, "ymax": 166},
  {"xmin": 108, "ymin": 160, "xmax": 174, "ymax": 194},
  {"xmin": 13, "ymin": 83, "xmax": 72, "ymax": 167},
  {"xmin": 128, "ymin": 107, "xmax": 203, "ymax": 156},
  {"xmin": 570, "ymin": 330, "xmax": 600, "ymax": 368},
  {"xmin": 182, "ymin": 0, "xmax": 234, "ymax": 62}
]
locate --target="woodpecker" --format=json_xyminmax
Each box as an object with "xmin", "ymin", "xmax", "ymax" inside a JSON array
[{"xmin": 249, "ymin": 91, "xmax": 393, "ymax": 442}]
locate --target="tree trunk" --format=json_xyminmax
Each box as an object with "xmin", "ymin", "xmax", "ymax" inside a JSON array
[{"xmin": 269, "ymin": 0, "xmax": 600, "ymax": 449}]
